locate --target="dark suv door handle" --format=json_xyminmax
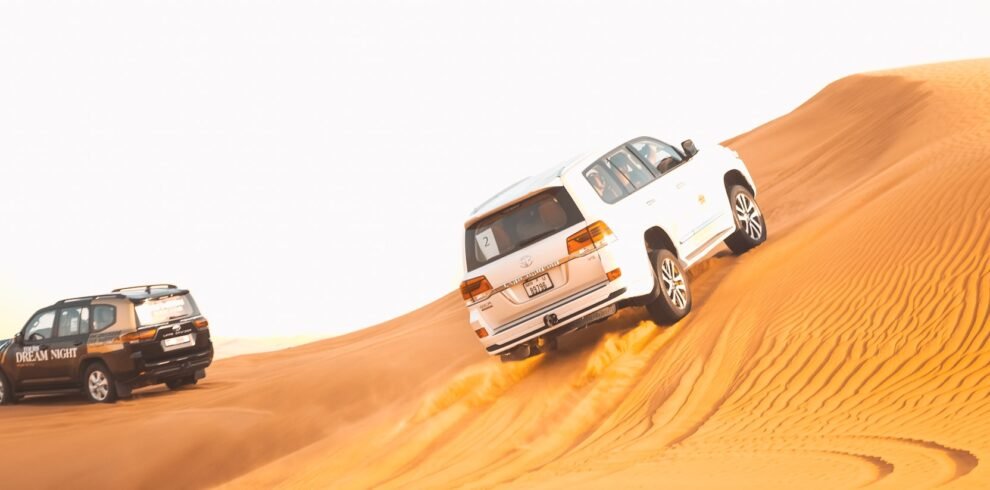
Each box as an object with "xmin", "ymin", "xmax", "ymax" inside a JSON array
[
  {"xmin": 73, "ymin": 341, "xmax": 84, "ymax": 347},
  {"xmin": 39, "ymin": 344, "xmax": 50, "ymax": 350}
]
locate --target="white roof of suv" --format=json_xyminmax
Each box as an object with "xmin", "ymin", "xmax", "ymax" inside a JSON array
[
  {"xmin": 467, "ymin": 141, "xmax": 628, "ymax": 226},
  {"xmin": 469, "ymin": 161, "xmax": 568, "ymax": 218}
]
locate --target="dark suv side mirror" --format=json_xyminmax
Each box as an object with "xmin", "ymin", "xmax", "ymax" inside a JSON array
[
  {"xmin": 14, "ymin": 332, "xmax": 23, "ymax": 346},
  {"xmin": 681, "ymin": 139, "xmax": 698, "ymax": 158}
]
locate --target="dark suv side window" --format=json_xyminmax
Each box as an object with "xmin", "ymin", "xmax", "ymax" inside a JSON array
[
  {"xmin": 24, "ymin": 310, "xmax": 56, "ymax": 342},
  {"xmin": 93, "ymin": 305, "xmax": 117, "ymax": 332},
  {"xmin": 56, "ymin": 306, "xmax": 90, "ymax": 337}
]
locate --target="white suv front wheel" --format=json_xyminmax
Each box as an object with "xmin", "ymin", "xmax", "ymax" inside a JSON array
[
  {"xmin": 724, "ymin": 185, "xmax": 767, "ymax": 254},
  {"xmin": 645, "ymin": 248, "xmax": 693, "ymax": 325}
]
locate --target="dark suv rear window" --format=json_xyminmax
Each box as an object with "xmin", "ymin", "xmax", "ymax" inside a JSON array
[
  {"xmin": 465, "ymin": 187, "xmax": 584, "ymax": 271},
  {"xmin": 135, "ymin": 294, "xmax": 201, "ymax": 326}
]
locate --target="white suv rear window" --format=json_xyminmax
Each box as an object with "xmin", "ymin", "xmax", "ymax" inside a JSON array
[{"xmin": 465, "ymin": 188, "xmax": 583, "ymax": 271}]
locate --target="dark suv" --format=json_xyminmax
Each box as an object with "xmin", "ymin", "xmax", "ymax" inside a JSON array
[{"xmin": 0, "ymin": 284, "xmax": 214, "ymax": 404}]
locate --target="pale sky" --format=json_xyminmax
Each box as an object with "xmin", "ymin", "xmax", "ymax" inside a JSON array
[{"xmin": 1, "ymin": 0, "xmax": 987, "ymax": 341}]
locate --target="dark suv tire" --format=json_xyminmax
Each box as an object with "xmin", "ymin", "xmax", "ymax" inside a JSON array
[
  {"xmin": 645, "ymin": 248, "xmax": 692, "ymax": 325},
  {"xmin": 83, "ymin": 363, "xmax": 118, "ymax": 403},
  {"xmin": 166, "ymin": 376, "xmax": 198, "ymax": 390},
  {"xmin": 0, "ymin": 371, "xmax": 12, "ymax": 405},
  {"xmin": 724, "ymin": 185, "xmax": 767, "ymax": 254}
]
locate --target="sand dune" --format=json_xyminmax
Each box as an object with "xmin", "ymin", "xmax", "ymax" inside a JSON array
[{"xmin": 3, "ymin": 58, "xmax": 990, "ymax": 489}]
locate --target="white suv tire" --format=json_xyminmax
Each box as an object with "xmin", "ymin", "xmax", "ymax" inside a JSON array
[
  {"xmin": 645, "ymin": 248, "xmax": 693, "ymax": 325},
  {"xmin": 724, "ymin": 185, "xmax": 767, "ymax": 254}
]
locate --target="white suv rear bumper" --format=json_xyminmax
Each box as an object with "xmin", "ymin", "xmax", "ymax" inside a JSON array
[{"xmin": 477, "ymin": 280, "xmax": 629, "ymax": 355}]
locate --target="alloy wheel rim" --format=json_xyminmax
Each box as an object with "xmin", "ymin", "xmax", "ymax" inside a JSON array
[
  {"xmin": 0, "ymin": 379, "xmax": 5, "ymax": 404},
  {"xmin": 89, "ymin": 371, "xmax": 109, "ymax": 401},
  {"xmin": 660, "ymin": 258, "xmax": 688, "ymax": 309},
  {"xmin": 735, "ymin": 194, "xmax": 764, "ymax": 241}
]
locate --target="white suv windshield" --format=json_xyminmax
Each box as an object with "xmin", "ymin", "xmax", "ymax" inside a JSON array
[
  {"xmin": 465, "ymin": 187, "xmax": 584, "ymax": 271},
  {"xmin": 135, "ymin": 295, "xmax": 200, "ymax": 326}
]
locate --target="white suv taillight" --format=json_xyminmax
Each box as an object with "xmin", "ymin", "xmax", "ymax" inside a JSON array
[
  {"xmin": 460, "ymin": 276, "xmax": 493, "ymax": 302},
  {"xmin": 566, "ymin": 221, "xmax": 615, "ymax": 255}
]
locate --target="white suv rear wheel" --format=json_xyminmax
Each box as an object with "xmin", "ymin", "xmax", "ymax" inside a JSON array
[{"xmin": 645, "ymin": 248, "xmax": 692, "ymax": 325}]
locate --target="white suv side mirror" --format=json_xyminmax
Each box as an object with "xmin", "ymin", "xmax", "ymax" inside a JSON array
[{"xmin": 681, "ymin": 139, "xmax": 698, "ymax": 158}]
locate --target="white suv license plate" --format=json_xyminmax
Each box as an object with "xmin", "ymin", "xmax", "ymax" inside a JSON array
[
  {"xmin": 162, "ymin": 334, "xmax": 194, "ymax": 349},
  {"xmin": 524, "ymin": 274, "xmax": 554, "ymax": 298}
]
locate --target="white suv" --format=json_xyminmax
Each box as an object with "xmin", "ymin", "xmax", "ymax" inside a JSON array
[{"xmin": 460, "ymin": 136, "xmax": 766, "ymax": 361}]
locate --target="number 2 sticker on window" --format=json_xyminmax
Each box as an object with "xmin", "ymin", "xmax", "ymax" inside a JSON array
[{"xmin": 476, "ymin": 227, "xmax": 500, "ymax": 260}]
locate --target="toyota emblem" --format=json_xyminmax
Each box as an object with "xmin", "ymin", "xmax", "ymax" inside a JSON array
[{"xmin": 520, "ymin": 255, "xmax": 533, "ymax": 268}]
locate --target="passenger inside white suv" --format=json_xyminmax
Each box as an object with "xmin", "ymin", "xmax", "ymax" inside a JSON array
[
  {"xmin": 633, "ymin": 140, "xmax": 682, "ymax": 173},
  {"xmin": 460, "ymin": 136, "xmax": 765, "ymax": 362},
  {"xmin": 515, "ymin": 196, "xmax": 568, "ymax": 244},
  {"xmin": 587, "ymin": 168, "xmax": 623, "ymax": 202},
  {"xmin": 609, "ymin": 151, "xmax": 653, "ymax": 187}
]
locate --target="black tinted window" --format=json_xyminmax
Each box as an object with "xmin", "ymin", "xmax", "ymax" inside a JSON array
[
  {"xmin": 608, "ymin": 149, "xmax": 654, "ymax": 188},
  {"xmin": 585, "ymin": 161, "xmax": 631, "ymax": 204},
  {"xmin": 57, "ymin": 307, "xmax": 90, "ymax": 337},
  {"xmin": 24, "ymin": 310, "xmax": 56, "ymax": 341},
  {"xmin": 465, "ymin": 187, "xmax": 584, "ymax": 271},
  {"xmin": 136, "ymin": 295, "xmax": 200, "ymax": 326},
  {"xmin": 93, "ymin": 305, "xmax": 117, "ymax": 332},
  {"xmin": 631, "ymin": 139, "xmax": 683, "ymax": 173}
]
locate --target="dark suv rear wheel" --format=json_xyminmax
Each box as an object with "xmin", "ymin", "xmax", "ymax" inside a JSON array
[
  {"xmin": 645, "ymin": 248, "xmax": 692, "ymax": 325},
  {"xmin": 0, "ymin": 371, "xmax": 11, "ymax": 405},
  {"xmin": 83, "ymin": 363, "xmax": 118, "ymax": 403},
  {"xmin": 166, "ymin": 376, "xmax": 198, "ymax": 390}
]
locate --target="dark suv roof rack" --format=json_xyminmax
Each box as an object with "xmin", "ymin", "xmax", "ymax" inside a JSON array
[
  {"xmin": 55, "ymin": 294, "xmax": 127, "ymax": 305},
  {"xmin": 112, "ymin": 284, "xmax": 178, "ymax": 294}
]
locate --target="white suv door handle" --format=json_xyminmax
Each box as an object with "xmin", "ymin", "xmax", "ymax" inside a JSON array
[
  {"xmin": 675, "ymin": 182, "xmax": 687, "ymax": 190},
  {"xmin": 646, "ymin": 199, "xmax": 656, "ymax": 206}
]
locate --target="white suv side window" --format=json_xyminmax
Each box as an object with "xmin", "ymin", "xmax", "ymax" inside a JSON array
[
  {"xmin": 631, "ymin": 140, "xmax": 683, "ymax": 174},
  {"xmin": 584, "ymin": 161, "xmax": 632, "ymax": 204},
  {"xmin": 608, "ymin": 149, "xmax": 654, "ymax": 188}
]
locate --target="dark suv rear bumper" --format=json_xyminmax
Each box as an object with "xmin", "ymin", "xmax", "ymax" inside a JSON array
[{"xmin": 123, "ymin": 347, "xmax": 214, "ymax": 389}]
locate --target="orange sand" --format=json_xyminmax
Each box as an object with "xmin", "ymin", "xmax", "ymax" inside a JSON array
[{"xmin": 2, "ymin": 58, "xmax": 989, "ymax": 489}]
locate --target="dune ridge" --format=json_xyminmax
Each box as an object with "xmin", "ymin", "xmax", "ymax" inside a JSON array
[
  {"xmin": 2, "ymin": 58, "xmax": 989, "ymax": 489},
  {"xmin": 231, "ymin": 58, "xmax": 990, "ymax": 489}
]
